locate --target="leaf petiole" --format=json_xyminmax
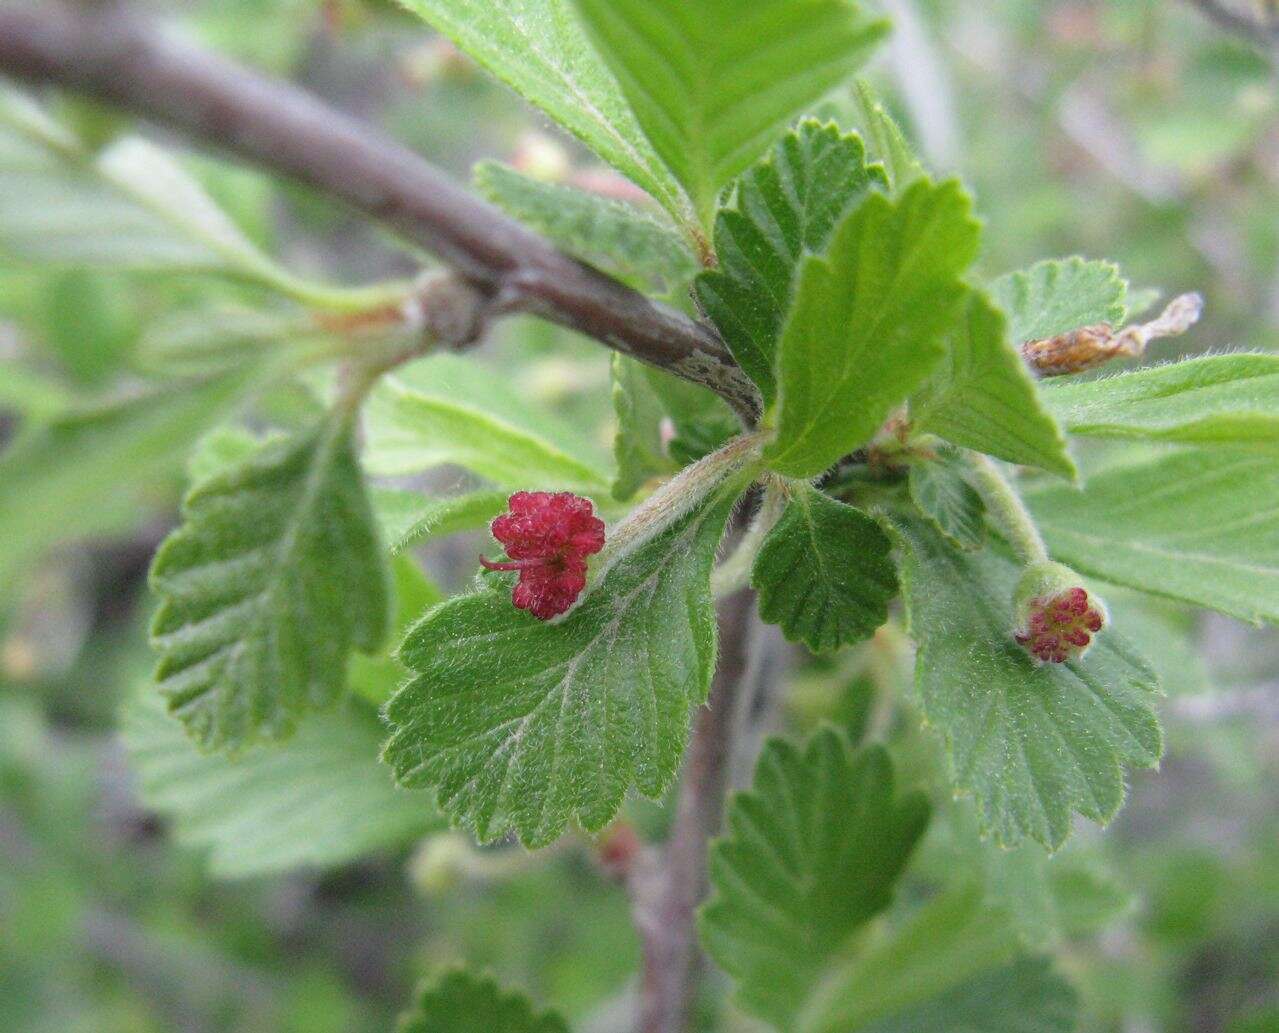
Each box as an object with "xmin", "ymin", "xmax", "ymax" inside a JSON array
[{"xmin": 965, "ymin": 452, "xmax": 1049, "ymax": 566}]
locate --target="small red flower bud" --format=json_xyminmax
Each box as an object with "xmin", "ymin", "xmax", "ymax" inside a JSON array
[
  {"xmin": 1012, "ymin": 563, "xmax": 1108, "ymax": 664},
  {"xmin": 480, "ymin": 491, "xmax": 606, "ymax": 620}
]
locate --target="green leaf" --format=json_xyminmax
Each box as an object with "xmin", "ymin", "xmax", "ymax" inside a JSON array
[
  {"xmin": 373, "ymin": 488, "xmax": 509, "ymax": 555},
  {"xmin": 137, "ymin": 303, "xmax": 321, "ymax": 377},
  {"xmin": 852, "ymin": 79, "xmax": 925, "ymax": 192},
  {"xmin": 0, "ymin": 89, "xmax": 239, "ymax": 271},
  {"xmin": 383, "ymin": 483, "xmax": 740, "ymax": 847},
  {"xmin": 610, "ymin": 354, "xmax": 741, "ymax": 499},
  {"xmin": 349, "ymin": 553, "xmax": 446, "ymax": 707},
  {"xmin": 657, "ymin": 376, "xmax": 741, "ymax": 466},
  {"xmin": 395, "ymin": 0, "xmax": 693, "ymax": 229},
  {"xmin": 364, "ymin": 354, "xmax": 611, "ymax": 494},
  {"xmin": 186, "ymin": 424, "xmax": 288, "ymax": 486},
  {"xmin": 922, "ymin": 799, "xmax": 1132, "ymax": 947},
  {"xmin": 908, "ymin": 450, "xmax": 986, "ymax": 551},
  {"xmin": 765, "ymin": 180, "xmax": 980, "ymax": 478},
  {"xmin": 886, "ymin": 514, "xmax": 1163, "ymax": 850},
  {"xmin": 572, "ymin": 0, "xmax": 889, "ymax": 226},
  {"xmin": 803, "ymin": 885, "xmax": 1075, "ymax": 1033},
  {"xmin": 611, "ymin": 354, "xmax": 677, "ymax": 500},
  {"xmin": 0, "ymin": 371, "xmax": 252, "ymax": 585},
  {"xmin": 1024, "ymin": 449, "xmax": 1279, "ymax": 626},
  {"xmin": 989, "ymin": 257, "xmax": 1128, "ymax": 345},
  {"xmin": 704, "ymin": 735, "xmax": 1075, "ymax": 1032},
  {"xmin": 667, "ymin": 408, "xmax": 739, "ymax": 466},
  {"xmin": 0, "ymin": 88, "xmax": 380, "ymax": 310},
  {"xmin": 1125, "ymin": 286, "xmax": 1162, "ymax": 318},
  {"xmin": 910, "ymin": 291, "xmax": 1076, "ymax": 478},
  {"xmin": 475, "ymin": 161, "xmax": 696, "ymax": 293},
  {"xmin": 150, "ymin": 408, "xmax": 391, "ymax": 752},
  {"xmin": 1042, "ymin": 353, "xmax": 1279, "ymax": 449},
  {"xmin": 121, "ymin": 688, "xmax": 441, "ymax": 878},
  {"xmin": 751, "ymin": 484, "xmax": 897, "ymax": 652},
  {"xmin": 39, "ymin": 269, "xmax": 137, "ymax": 385},
  {"xmin": 398, "ymin": 969, "xmax": 568, "ymax": 1033},
  {"xmin": 1104, "ymin": 588, "xmax": 1213, "ymax": 699},
  {"xmin": 856, "ymin": 956, "xmax": 1076, "ymax": 1033},
  {"xmin": 700, "ymin": 732, "xmax": 930, "ymax": 1031},
  {"xmin": 1046, "ymin": 855, "xmax": 1133, "ymax": 938},
  {"xmin": 694, "ymin": 120, "xmax": 887, "ymax": 405}
]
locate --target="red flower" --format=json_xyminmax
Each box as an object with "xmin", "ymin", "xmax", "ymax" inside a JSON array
[
  {"xmin": 1015, "ymin": 586, "xmax": 1106, "ymax": 664},
  {"xmin": 480, "ymin": 491, "xmax": 606, "ymax": 620}
]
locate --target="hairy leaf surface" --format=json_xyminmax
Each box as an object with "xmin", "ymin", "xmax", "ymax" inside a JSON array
[
  {"xmin": 751, "ymin": 485, "xmax": 897, "ymax": 651},
  {"xmin": 989, "ymin": 257, "xmax": 1128, "ymax": 345},
  {"xmin": 1025, "ymin": 449, "xmax": 1279, "ymax": 625},
  {"xmin": 887, "ymin": 514, "xmax": 1163, "ymax": 850},
  {"xmin": 374, "ymin": 489, "xmax": 509, "ymax": 556},
  {"xmin": 911, "ymin": 291, "xmax": 1075, "ymax": 478},
  {"xmin": 383, "ymin": 485, "xmax": 739, "ymax": 847},
  {"xmin": 365, "ymin": 354, "xmax": 611, "ymax": 494},
  {"xmin": 121, "ymin": 689, "xmax": 439, "ymax": 878},
  {"xmin": 700, "ymin": 733, "xmax": 930, "ymax": 1031},
  {"xmin": 150, "ymin": 410, "xmax": 390, "ymax": 751},
  {"xmin": 694, "ymin": 120, "xmax": 887, "ymax": 404},
  {"xmin": 907, "ymin": 450, "xmax": 986, "ymax": 551},
  {"xmin": 1042, "ymin": 353, "xmax": 1279, "ymax": 449},
  {"xmin": 766, "ymin": 180, "xmax": 980, "ymax": 478},
  {"xmin": 852, "ymin": 79, "xmax": 925, "ymax": 192},
  {"xmin": 396, "ymin": 0, "xmax": 693, "ymax": 227},
  {"xmin": 476, "ymin": 161, "xmax": 696, "ymax": 292},
  {"xmin": 573, "ymin": 0, "xmax": 888, "ymax": 225}
]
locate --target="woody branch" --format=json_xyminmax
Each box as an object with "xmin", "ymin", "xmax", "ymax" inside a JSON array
[{"xmin": 0, "ymin": 2, "xmax": 761, "ymax": 421}]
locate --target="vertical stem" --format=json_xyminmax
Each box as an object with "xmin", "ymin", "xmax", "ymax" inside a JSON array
[
  {"xmin": 966, "ymin": 453, "xmax": 1050, "ymax": 566},
  {"xmin": 631, "ymin": 588, "xmax": 758, "ymax": 1033}
]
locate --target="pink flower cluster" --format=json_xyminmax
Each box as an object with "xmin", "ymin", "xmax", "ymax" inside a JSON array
[
  {"xmin": 480, "ymin": 491, "xmax": 605, "ymax": 620},
  {"xmin": 1015, "ymin": 586, "xmax": 1105, "ymax": 664}
]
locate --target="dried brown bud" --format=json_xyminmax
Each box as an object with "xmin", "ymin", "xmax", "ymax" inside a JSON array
[{"xmin": 1022, "ymin": 292, "xmax": 1203, "ymax": 377}]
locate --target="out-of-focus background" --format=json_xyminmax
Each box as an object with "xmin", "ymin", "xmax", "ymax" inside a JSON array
[{"xmin": 0, "ymin": 2, "xmax": 1276, "ymax": 1031}]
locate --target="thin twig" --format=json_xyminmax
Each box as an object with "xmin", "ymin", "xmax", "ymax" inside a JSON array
[
  {"xmin": 0, "ymin": 2, "xmax": 760, "ymax": 420},
  {"xmin": 628, "ymin": 588, "xmax": 761, "ymax": 1033}
]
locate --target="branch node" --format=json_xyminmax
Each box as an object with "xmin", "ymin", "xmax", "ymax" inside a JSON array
[{"xmin": 409, "ymin": 270, "xmax": 489, "ymax": 350}]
